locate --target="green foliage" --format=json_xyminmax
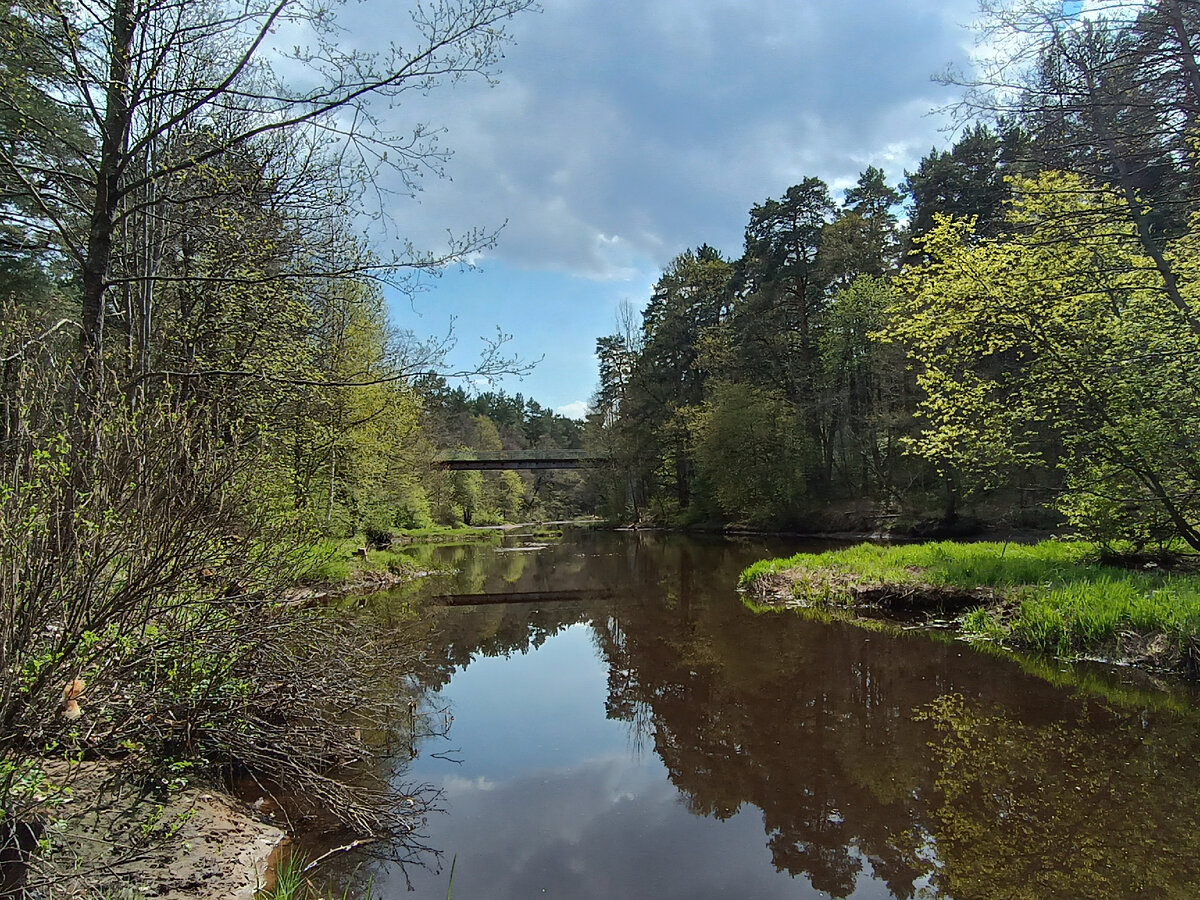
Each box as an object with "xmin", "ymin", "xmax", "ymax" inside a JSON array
[
  {"xmin": 443, "ymin": 469, "xmax": 483, "ymax": 526},
  {"xmin": 729, "ymin": 179, "xmax": 834, "ymax": 405},
  {"xmin": 495, "ymin": 470, "xmax": 527, "ymax": 521},
  {"xmin": 259, "ymin": 852, "xmax": 308, "ymax": 900},
  {"xmin": 0, "ymin": 760, "xmax": 54, "ymax": 824},
  {"xmin": 584, "ymin": 254, "xmax": 731, "ymax": 521},
  {"xmin": 291, "ymin": 540, "xmax": 353, "ymax": 584},
  {"xmin": 418, "ymin": 388, "xmax": 587, "ymax": 524},
  {"xmin": 819, "ymin": 275, "xmax": 911, "ymax": 498},
  {"xmin": 589, "ymin": 169, "xmax": 927, "ymax": 526},
  {"xmin": 888, "ymin": 170, "xmax": 1200, "ymax": 549},
  {"xmin": 903, "ymin": 123, "xmax": 1016, "ymax": 254},
  {"xmin": 691, "ymin": 381, "xmax": 809, "ymax": 525},
  {"xmin": 819, "ymin": 166, "xmax": 903, "ymax": 288},
  {"xmin": 393, "ymin": 484, "xmax": 435, "ymax": 530}
]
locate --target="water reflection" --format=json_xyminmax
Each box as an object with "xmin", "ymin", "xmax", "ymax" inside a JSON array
[{"xmin": 338, "ymin": 530, "xmax": 1200, "ymax": 899}]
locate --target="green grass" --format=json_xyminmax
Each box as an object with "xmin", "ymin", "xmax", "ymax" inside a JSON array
[
  {"xmin": 257, "ymin": 851, "xmax": 375, "ymax": 900},
  {"xmin": 291, "ymin": 539, "xmax": 354, "ymax": 584},
  {"xmin": 741, "ymin": 540, "xmax": 1200, "ymax": 667},
  {"xmin": 258, "ymin": 852, "xmax": 306, "ymax": 900}
]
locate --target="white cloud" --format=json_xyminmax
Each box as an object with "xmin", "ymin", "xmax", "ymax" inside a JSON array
[
  {"xmin": 556, "ymin": 400, "xmax": 590, "ymax": 420},
  {"xmin": 442, "ymin": 774, "xmax": 498, "ymax": 793},
  {"xmin": 348, "ymin": 0, "xmax": 979, "ymax": 276}
]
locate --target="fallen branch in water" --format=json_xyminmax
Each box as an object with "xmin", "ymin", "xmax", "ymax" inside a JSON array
[{"xmin": 302, "ymin": 838, "xmax": 378, "ymax": 874}]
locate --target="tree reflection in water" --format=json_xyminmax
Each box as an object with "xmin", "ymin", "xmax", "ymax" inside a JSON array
[{"xmin": 373, "ymin": 530, "xmax": 1200, "ymax": 899}]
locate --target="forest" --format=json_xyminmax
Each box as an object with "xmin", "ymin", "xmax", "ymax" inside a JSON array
[{"xmin": 585, "ymin": 1, "xmax": 1200, "ymax": 553}]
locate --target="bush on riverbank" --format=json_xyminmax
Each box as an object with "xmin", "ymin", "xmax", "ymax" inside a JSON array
[
  {"xmin": 0, "ymin": 369, "xmax": 435, "ymax": 893},
  {"xmin": 741, "ymin": 541, "xmax": 1200, "ymax": 671}
]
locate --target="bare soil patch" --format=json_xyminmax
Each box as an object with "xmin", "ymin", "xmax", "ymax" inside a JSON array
[{"xmin": 21, "ymin": 762, "xmax": 283, "ymax": 899}]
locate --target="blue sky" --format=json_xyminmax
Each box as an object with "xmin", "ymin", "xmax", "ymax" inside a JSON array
[
  {"xmin": 350, "ymin": 0, "xmax": 984, "ymax": 417},
  {"xmin": 388, "ymin": 262, "xmax": 655, "ymax": 418}
]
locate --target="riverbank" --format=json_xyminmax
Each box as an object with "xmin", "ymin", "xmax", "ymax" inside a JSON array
[
  {"xmin": 18, "ymin": 762, "xmax": 284, "ymax": 899},
  {"xmin": 56, "ymin": 523, "xmax": 582, "ymax": 897},
  {"xmin": 293, "ymin": 529, "xmax": 495, "ymax": 583},
  {"xmin": 7, "ymin": 535, "xmax": 453, "ymax": 900},
  {"xmin": 741, "ymin": 540, "xmax": 1200, "ymax": 674}
]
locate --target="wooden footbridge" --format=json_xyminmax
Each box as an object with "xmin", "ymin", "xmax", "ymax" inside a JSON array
[{"xmin": 431, "ymin": 449, "xmax": 608, "ymax": 471}]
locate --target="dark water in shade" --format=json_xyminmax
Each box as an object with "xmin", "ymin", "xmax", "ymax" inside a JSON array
[{"xmin": 325, "ymin": 528, "xmax": 1200, "ymax": 900}]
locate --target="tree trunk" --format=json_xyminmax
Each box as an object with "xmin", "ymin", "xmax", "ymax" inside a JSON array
[
  {"xmin": 943, "ymin": 474, "xmax": 958, "ymax": 526},
  {"xmin": 80, "ymin": 0, "xmax": 134, "ymax": 388},
  {"xmin": 1163, "ymin": 0, "xmax": 1200, "ymax": 126}
]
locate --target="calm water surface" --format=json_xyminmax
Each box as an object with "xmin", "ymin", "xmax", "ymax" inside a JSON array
[{"xmin": 330, "ymin": 529, "xmax": 1200, "ymax": 899}]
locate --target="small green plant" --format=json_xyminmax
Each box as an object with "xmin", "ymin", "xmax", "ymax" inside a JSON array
[
  {"xmin": 258, "ymin": 852, "xmax": 377, "ymax": 900},
  {"xmin": 259, "ymin": 852, "xmax": 307, "ymax": 900}
]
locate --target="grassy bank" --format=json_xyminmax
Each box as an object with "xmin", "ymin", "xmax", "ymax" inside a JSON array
[{"xmin": 741, "ymin": 540, "xmax": 1200, "ymax": 671}]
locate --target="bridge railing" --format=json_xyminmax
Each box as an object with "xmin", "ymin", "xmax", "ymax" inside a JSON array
[{"xmin": 434, "ymin": 450, "xmax": 594, "ymax": 462}]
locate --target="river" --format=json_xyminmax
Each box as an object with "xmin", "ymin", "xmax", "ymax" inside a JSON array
[{"xmin": 316, "ymin": 527, "xmax": 1200, "ymax": 899}]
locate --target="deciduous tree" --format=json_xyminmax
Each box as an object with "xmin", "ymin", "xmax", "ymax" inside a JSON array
[
  {"xmin": 0, "ymin": 0, "xmax": 535, "ymax": 388},
  {"xmin": 888, "ymin": 171, "xmax": 1200, "ymax": 549}
]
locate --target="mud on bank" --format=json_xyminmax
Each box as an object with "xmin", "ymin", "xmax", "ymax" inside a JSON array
[{"xmin": 10, "ymin": 762, "xmax": 283, "ymax": 899}]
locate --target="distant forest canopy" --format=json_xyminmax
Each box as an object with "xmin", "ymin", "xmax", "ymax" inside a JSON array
[
  {"xmin": 419, "ymin": 383, "xmax": 590, "ymax": 528},
  {"xmin": 584, "ymin": 1, "xmax": 1200, "ymax": 550}
]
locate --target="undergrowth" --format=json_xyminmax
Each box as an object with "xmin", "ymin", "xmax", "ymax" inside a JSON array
[{"xmin": 291, "ymin": 527, "xmax": 505, "ymax": 586}]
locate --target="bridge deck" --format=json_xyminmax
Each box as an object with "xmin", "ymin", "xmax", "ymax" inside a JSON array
[{"xmin": 432, "ymin": 450, "xmax": 607, "ymax": 471}]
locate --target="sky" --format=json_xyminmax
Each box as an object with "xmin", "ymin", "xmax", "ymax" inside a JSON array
[{"xmin": 334, "ymin": 0, "xmax": 985, "ymax": 419}]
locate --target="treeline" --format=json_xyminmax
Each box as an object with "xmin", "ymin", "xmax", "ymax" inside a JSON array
[
  {"xmin": 588, "ymin": 0, "xmax": 1200, "ymax": 552},
  {"xmin": 420, "ymin": 385, "xmax": 588, "ymax": 528}
]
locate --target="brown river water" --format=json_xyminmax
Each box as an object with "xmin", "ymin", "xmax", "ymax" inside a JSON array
[{"xmin": 312, "ymin": 528, "xmax": 1200, "ymax": 899}]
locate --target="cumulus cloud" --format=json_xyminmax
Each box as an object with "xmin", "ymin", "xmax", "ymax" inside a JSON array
[
  {"xmin": 373, "ymin": 756, "xmax": 813, "ymax": 898},
  {"xmin": 346, "ymin": 0, "xmax": 977, "ymax": 277},
  {"xmin": 556, "ymin": 400, "xmax": 590, "ymax": 420}
]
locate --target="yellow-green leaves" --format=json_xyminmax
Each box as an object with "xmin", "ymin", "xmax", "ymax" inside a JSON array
[{"xmin": 886, "ymin": 171, "xmax": 1200, "ymax": 548}]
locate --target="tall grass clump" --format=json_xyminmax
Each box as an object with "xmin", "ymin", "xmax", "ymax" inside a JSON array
[
  {"xmin": 259, "ymin": 851, "xmax": 376, "ymax": 900},
  {"xmin": 1010, "ymin": 575, "xmax": 1200, "ymax": 656}
]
